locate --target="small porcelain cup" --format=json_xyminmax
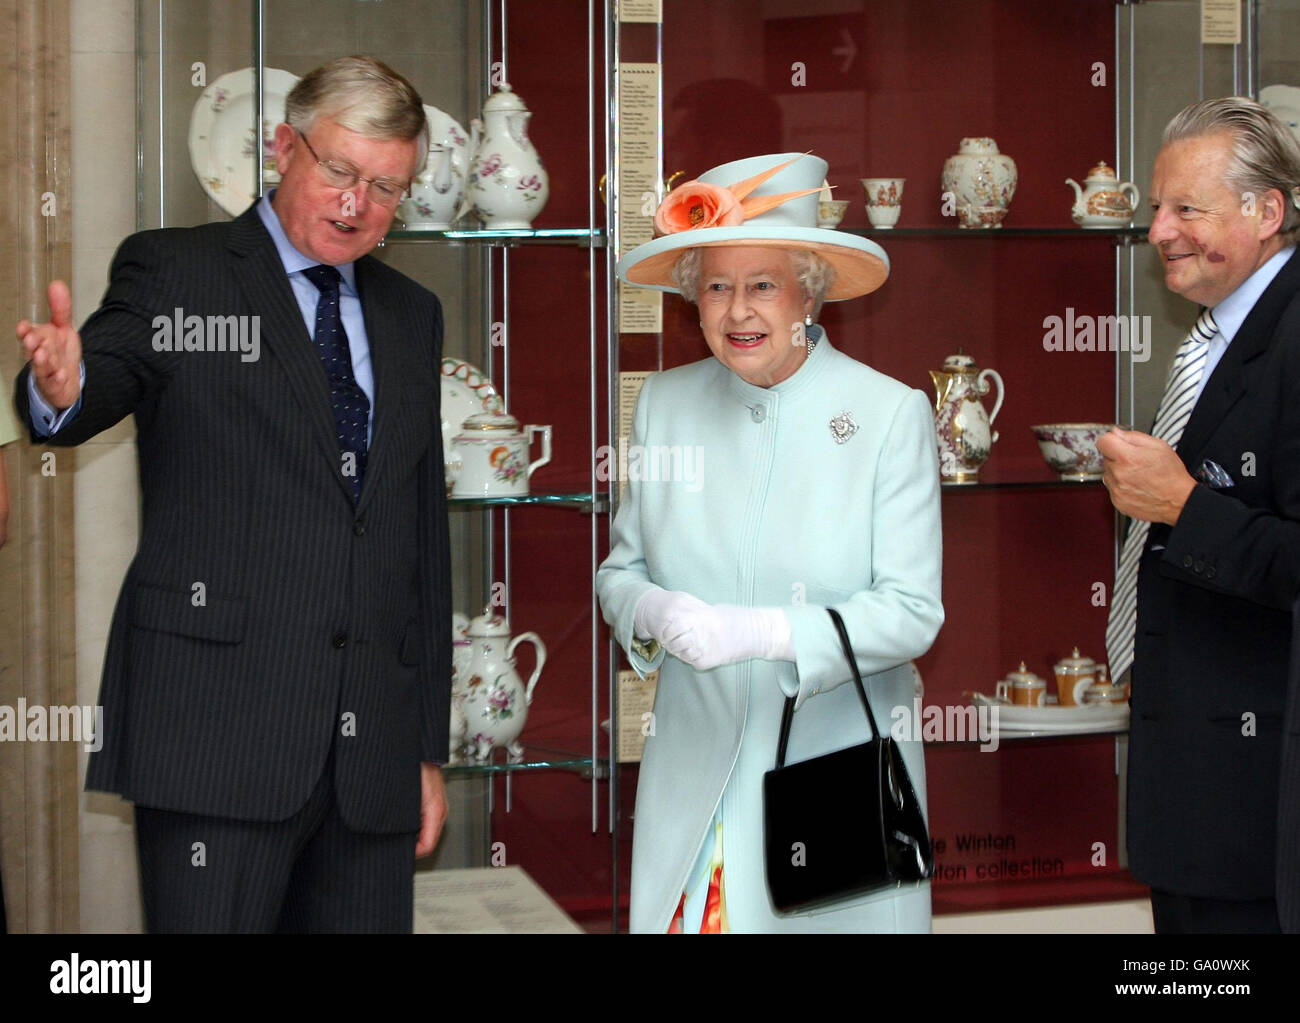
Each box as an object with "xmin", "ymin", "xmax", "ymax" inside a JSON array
[{"xmin": 861, "ymin": 177, "xmax": 905, "ymax": 228}]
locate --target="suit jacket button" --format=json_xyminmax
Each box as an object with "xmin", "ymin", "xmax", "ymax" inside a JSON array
[
  {"xmin": 1183, "ymin": 555, "xmax": 1194, "ymax": 568},
  {"xmin": 1194, "ymin": 559, "xmax": 1204, "ymax": 573},
  {"xmin": 333, "ymin": 632, "xmax": 348, "ymax": 649},
  {"xmin": 1206, "ymin": 566, "xmax": 1216, "ymax": 579},
  {"xmin": 353, "ymin": 519, "xmax": 366, "ymax": 536}
]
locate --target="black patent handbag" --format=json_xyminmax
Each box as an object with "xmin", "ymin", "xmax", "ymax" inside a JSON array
[{"xmin": 763, "ymin": 607, "xmax": 934, "ymax": 914}]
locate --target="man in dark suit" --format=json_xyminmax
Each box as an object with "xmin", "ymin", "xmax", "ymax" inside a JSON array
[
  {"xmin": 1100, "ymin": 96, "xmax": 1300, "ymax": 934},
  {"xmin": 13, "ymin": 56, "xmax": 451, "ymax": 932},
  {"xmin": 1281, "ymin": 599, "xmax": 1300, "ymax": 933}
]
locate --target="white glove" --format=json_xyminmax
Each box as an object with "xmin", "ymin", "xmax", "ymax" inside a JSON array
[{"xmin": 633, "ymin": 589, "xmax": 793, "ymax": 670}]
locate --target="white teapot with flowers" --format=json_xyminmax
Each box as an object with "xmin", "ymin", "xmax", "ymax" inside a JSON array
[
  {"xmin": 463, "ymin": 83, "xmax": 549, "ymax": 230},
  {"xmin": 459, "ymin": 607, "xmax": 546, "ymax": 763}
]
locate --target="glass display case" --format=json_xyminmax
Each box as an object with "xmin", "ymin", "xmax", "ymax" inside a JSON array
[{"xmin": 131, "ymin": 0, "xmax": 1300, "ymax": 931}]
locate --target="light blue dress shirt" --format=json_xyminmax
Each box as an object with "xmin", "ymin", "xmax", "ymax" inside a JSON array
[{"xmin": 29, "ymin": 191, "xmax": 376, "ymax": 442}]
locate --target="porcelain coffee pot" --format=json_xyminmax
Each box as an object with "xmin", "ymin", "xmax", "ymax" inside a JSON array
[
  {"xmin": 930, "ymin": 349, "xmax": 1005, "ymax": 484},
  {"xmin": 463, "ymin": 82, "xmax": 550, "ymax": 229},
  {"xmin": 460, "ymin": 607, "xmax": 546, "ymax": 763},
  {"xmin": 1065, "ymin": 161, "xmax": 1139, "ymax": 228}
]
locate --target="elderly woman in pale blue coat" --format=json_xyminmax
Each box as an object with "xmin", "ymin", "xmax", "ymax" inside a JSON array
[{"xmin": 597, "ymin": 153, "xmax": 944, "ymax": 933}]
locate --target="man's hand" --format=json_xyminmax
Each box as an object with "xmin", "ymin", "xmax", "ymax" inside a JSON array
[
  {"xmin": 1098, "ymin": 427, "xmax": 1197, "ymax": 525},
  {"xmin": 415, "ymin": 762, "xmax": 447, "ymax": 858},
  {"xmin": 16, "ymin": 281, "xmax": 82, "ymax": 410}
]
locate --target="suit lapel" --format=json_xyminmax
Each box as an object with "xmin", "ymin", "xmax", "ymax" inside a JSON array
[
  {"xmin": 1178, "ymin": 247, "xmax": 1300, "ymax": 465},
  {"xmin": 227, "ymin": 205, "xmax": 355, "ymax": 504},
  {"xmin": 354, "ymin": 255, "xmax": 402, "ymax": 514}
]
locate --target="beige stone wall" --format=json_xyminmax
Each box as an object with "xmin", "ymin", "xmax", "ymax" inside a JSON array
[
  {"xmin": 71, "ymin": 0, "xmax": 144, "ymax": 934},
  {"xmin": 68, "ymin": 0, "xmax": 488, "ymax": 932}
]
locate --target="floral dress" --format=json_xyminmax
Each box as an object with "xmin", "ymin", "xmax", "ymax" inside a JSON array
[{"xmin": 668, "ymin": 820, "xmax": 728, "ymax": 933}]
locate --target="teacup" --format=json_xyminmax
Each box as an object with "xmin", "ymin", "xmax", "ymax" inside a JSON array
[
  {"xmin": 861, "ymin": 177, "xmax": 905, "ymax": 229},
  {"xmin": 817, "ymin": 199, "xmax": 850, "ymax": 228}
]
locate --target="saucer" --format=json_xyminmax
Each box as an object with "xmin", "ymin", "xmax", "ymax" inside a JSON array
[{"xmin": 969, "ymin": 692, "xmax": 1129, "ymax": 733}]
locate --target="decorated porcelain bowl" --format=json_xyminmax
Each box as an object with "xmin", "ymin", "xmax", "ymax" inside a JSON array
[{"xmin": 1031, "ymin": 423, "xmax": 1115, "ymax": 481}]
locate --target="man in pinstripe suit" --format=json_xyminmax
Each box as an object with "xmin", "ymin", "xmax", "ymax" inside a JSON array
[{"xmin": 14, "ymin": 57, "xmax": 452, "ymax": 932}]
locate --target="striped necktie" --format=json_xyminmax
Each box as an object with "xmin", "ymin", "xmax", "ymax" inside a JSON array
[{"xmin": 1105, "ymin": 308, "xmax": 1218, "ymax": 683}]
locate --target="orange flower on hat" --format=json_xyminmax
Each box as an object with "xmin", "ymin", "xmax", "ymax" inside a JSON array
[
  {"xmin": 651, "ymin": 154, "xmax": 824, "ymax": 238},
  {"xmin": 654, "ymin": 181, "xmax": 744, "ymax": 235}
]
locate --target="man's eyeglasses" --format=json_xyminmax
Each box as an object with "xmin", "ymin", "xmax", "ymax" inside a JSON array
[{"xmin": 296, "ymin": 129, "xmax": 410, "ymax": 208}]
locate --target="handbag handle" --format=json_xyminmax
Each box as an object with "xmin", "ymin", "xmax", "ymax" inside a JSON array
[{"xmin": 773, "ymin": 607, "xmax": 883, "ymax": 770}]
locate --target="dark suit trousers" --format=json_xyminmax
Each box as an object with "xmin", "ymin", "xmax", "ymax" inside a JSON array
[
  {"xmin": 134, "ymin": 752, "xmax": 416, "ymax": 933},
  {"xmin": 1151, "ymin": 889, "xmax": 1282, "ymax": 934}
]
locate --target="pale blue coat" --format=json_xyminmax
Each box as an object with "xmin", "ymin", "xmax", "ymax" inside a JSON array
[{"xmin": 597, "ymin": 333, "xmax": 945, "ymax": 933}]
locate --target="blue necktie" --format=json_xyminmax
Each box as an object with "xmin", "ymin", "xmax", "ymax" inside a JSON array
[{"xmin": 302, "ymin": 264, "xmax": 369, "ymax": 501}]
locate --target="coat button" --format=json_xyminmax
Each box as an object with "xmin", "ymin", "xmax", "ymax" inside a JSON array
[
  {"xmin": 353, "ymin": 519, "xmax": 366, "ymax": 536},
  {"xmin": 1206, "ymin": 566, "xmax": 1217, "ymax": 579},
  {"xmin": 332, "ymin": 632, "xmax": 348, "ymax": 649},
  {"xmin": 751, "ymin": 406, "xmax": 765, "ymax": 423},
  {"xmin": 1183, "ymin": 555, "xmax": 1194, "ymax": 568}
]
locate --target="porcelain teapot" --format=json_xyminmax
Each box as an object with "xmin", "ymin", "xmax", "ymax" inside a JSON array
[
  {"xmin": 1065, "ymin": 161, "xmax": 1139, "ymax": 228},
  {"xmin": 930, "ymin": 349, "xmax": 1005, "ymax": 484},
  {"xmin": 459, "ymin": 607, "xmax": 546, "ymax": 763},
  {"xmin": 451, "ymin": 410, "xmax": 552, "ymax": 497},
  {"xmin": 398, "ymin": 104, "xmax": 469, "ymax": 231},
  {"xmin": 463, "ymin": 83, "xmax": 549, "ymax": 229}
]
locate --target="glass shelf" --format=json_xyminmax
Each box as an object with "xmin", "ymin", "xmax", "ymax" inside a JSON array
[
  {"xmin": 845, "ymin": 226, "xmax": 1149, "ymax": 240},
  {"xmin": 927, "ymin": 726, "xmax": 1128, "ymax": 746},
  {"xmin": 385, "ymin": 227, "xmax": 605, "ymax": 247},
  {"xmin": 448, "ymin": 491, "xmax": 607, "ymax": 511},
  {"xmin": 941, "ymin": 478, "xmax": 1104, "ymax": 492},
  {"xmin": 442, "ymin": 747, "xmax": 607, "ymax": 778}
]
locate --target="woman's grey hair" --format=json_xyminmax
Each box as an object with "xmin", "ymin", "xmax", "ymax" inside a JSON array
[
  {"xmin": 1162, "ymin": 96, "xmax": 1300, "ymax": 239},
  {"xmin": 285, "ymin": 55, "xmax": 429, "ymax": 176},
  {"xmin": 670, "ymin": 247, "xmax": 837, "ymax": 318}
]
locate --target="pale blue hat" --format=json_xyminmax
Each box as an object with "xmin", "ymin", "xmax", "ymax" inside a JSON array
[{"xmin": 617, "ymin": 153, "xmax": 889, "ymax": 300}]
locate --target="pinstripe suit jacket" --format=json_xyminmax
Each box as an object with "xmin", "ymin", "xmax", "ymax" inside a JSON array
[
  {"xmin": 1281, "ymin": 598, "xmax": 1300, "ymax": 932},
  {"xmin": 15, "ymin": 204, "xmax": 452, "ymax": 832}
]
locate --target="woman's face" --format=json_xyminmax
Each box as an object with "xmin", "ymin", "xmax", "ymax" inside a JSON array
[{"xmin": 696, "ymin": 246, "xmax": 814, "ymax": 388}]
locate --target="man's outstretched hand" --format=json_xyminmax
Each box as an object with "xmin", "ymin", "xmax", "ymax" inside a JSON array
[{"xmin": 17, "ymin": 281, "xmax": 82, "ymax": 410}]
